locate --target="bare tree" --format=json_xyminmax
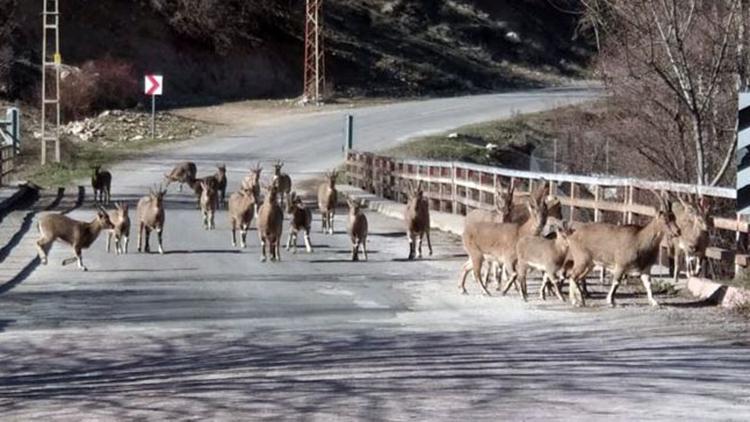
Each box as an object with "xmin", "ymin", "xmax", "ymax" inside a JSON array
[{"xmin": 583, "ymin": 0, "xmax": 741, "ymax": 186}]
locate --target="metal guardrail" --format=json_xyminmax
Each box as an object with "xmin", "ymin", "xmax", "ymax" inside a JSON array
[{"xmin": 345, "ymin": 151, "xmax": 745, "ymax": 274}]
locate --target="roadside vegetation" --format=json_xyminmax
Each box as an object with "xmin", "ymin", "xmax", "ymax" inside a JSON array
[{"xmin": 8, "ymin": 105, "xmax": 214, "ymax": 188}]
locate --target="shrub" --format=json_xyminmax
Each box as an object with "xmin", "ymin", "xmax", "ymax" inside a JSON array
[{"xmin": 59, "ymin": 57, "xmax": 138, "ymax": 122}]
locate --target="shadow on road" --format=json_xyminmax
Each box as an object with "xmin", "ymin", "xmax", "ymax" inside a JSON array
[{"xmin": 0, "ymin": 325, "xmax": 747, "ymax": 419}]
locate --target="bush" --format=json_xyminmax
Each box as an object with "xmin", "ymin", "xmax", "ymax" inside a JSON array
[{"xmin": 59, "ymin": 57, "xmax": 138, "ymax": 122}]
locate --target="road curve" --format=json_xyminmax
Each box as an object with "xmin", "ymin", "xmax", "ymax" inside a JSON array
[{"xmin": 2, "ymin": 88, "xmax": 749, "ymax": 421}]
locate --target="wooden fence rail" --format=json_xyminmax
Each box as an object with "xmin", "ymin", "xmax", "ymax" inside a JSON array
[
  {"xmin": 0, "ymin": 144, "xmax": 15, "ymax": 187},
  {"xmin": 345, "ymin": 150, "xmax": 746, "ymax": 276}
]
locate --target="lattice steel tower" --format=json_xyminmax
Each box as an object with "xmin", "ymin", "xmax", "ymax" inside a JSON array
[
  {"xmin": 303, "ymin": 0, "xmax": 325, "ymax": 105},
  {"xmin": 41, "ymin": 0, "xmax": 61, "ymax": 164}
]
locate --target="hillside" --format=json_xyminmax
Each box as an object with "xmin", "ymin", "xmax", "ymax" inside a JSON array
[{"xmin": 1, "ymin": 0, "xmax": 592, "ymax": 105}]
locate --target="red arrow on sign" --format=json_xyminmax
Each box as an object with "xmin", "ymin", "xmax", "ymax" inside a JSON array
[{"xmin": 145, "ymin": 75, "xmax": 162, "ymax": 95}]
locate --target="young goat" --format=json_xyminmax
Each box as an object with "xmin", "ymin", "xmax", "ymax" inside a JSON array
[
  {"xmin": 228, "ymin": 188, "xmax": 256, "ymax": 248},
  {"xmin": 200, "ymin": 180, "xmax": 217, "ymax": 230},
  {"xmin": 257, "ymin": 183, "xmax": 284, "ymax": 262},
  {"xmin": 241, "ymin": 162, "xmax": 263, "ymax": 214},
  {"xmin": 404, "ymin": 181, "xmax": 432, "ymax": 260},
  {"xmin": 566, "ymin": 191, "xmax": 680, "ymax": 307},
  {"xmin": 137, "ymin": 185, "xmax": 167, "ymax": 254},
  {"xmin": 317, "ymin": 170, "xmax": 338, "ymax": 235},
  {"xmin": 106, "ymin": 202, "xmax": 130, "ymax": 255},
  {"xmin": 669, "ymin": 194, "xmax": 711, "ymax": 282},
  {"xmin": 347, "ymin": 198, "xmax": 369, "ymax": 261},
  {"xmin": 91, "ymin": 166, "xmax": 112, "ymax": 204},
  {"xmin": 286, "ymin": 191, "xmax": 313, "ymax": 253},
  {"xmin": 164, "ymin": 162, "xmax": 197, "ymax": 192},
  {"xmin": 36, "ymin": 207, "xmax": 114, "ymax": 271},
  {"xmin": 459, "ymin": 196, "xmax": 548, "ymax": 297},
  {"xmin": 272, "ymin": 160, "xmax": 292, "ymax": 206},
  {"xmin": 514, "ymin": 222, "xmax": 572, "ymax": 302}
]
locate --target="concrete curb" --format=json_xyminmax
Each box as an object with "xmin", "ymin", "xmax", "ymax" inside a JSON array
[
  {"xmin": 686, "ymin": 277, "xmax": 750, "ymax": 309},
  {"xmin": 337, "ymin": 184, "xmax": 465, "ymax": 236}
]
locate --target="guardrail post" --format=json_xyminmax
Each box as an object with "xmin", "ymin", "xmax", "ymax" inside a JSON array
[
  {"xmin": 569, "ymin": 182, "xmax": 577, "ymax": 223},
  {"xmin": 594, "ymin": 185, "xmax": 601, "ymax": 222},
  {"xmin": 626, "ymin": 185, "xmax": 634, "ymax": 224}
]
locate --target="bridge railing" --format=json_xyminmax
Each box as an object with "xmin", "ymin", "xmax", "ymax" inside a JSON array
[
  {"xmin": 0, "ymin": 144, "xmax": 15, "ymax": 187},
  {"xmin": 345, "ymin": 150, "xmax": 745, "ymax": 275}
]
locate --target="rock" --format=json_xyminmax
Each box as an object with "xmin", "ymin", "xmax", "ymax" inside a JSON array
[
  {"xmin": 505, "ymin": 31, "xmax": 521, "ymax": 43},
  {"xmin": 98, "ymin": 110, "xmax": 111, "ymax": 119},
  {"xmin": 130, "ymin": 135, "xmax": 144, "ymax": 141},
  {"xmin": 447, "ymin": 132, "xmax": 459, "ymax": 139}
]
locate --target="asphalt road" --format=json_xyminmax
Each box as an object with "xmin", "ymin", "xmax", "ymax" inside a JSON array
[{"xmin": 2, "ymin": 88, "xmax": 750, "ymax": 421}]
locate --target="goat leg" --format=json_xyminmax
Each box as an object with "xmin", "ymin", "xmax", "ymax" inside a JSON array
[{"xmin": 640, "ymin": 273, "xmax": 659, "ymax": 307}]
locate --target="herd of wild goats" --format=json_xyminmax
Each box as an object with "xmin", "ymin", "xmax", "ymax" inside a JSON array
[{"xmin": 33, "ymin": 160, "xmax": 711, "ymax": 308}]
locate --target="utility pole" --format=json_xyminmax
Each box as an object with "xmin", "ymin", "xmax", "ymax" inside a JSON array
[
  {"xmin": 303, "ymin": 0, "xmax": 325, "ymax": 105},
  {"xmin": 41, "ymin": 0, "xmax": 61, "ymax": 165}
]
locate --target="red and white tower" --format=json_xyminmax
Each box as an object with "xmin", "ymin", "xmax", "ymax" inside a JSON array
[{"xmin": 303, "ymin": 0, "xmax": 325, "ymax": 105}]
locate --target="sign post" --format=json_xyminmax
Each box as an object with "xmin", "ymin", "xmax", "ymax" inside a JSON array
[
  {"xmin": 144, "ymin": 75, "xmax": 163, "ymax": 139},
  {"xmin": 344, "ymin": 114, "xmax": 354, "ymax": 157}
]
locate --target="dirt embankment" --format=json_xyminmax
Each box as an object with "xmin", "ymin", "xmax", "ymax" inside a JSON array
[{"xmin": 2, "ymin": 0, "xmax": 592, "ymax": 105}]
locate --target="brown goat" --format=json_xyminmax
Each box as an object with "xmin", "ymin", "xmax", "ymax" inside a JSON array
[
  {"xmin": 459, "ymin": 196, "xmax": 548, "ymax": 297},
  {"xmin": 241, "ymin": 162, "xmax": 263, "ymax": 215},
  {"xmin": 404, "ymin": 181, "xmax": 432, "ymax": 260},
  {"xmin": 137, "ymin": 185, "xmax": 167, "ymax": 254},
  {"xmin": 36, "ymin": 207, "xmax": 114, "ymax": 271},
  {"xmin": 106, "ymin": 202, "xmax": 130, "ymax": 255},
  {"xmin": 515, "ymin": 222, "xmax": 572, "ymax": 302},
  {"xmin": 257, "ymin": 183, "xmax": 284, "ymax": 262},
  {"xmin": 272, "ymin": 160, "xmax": 292, "ymax": 206},
  {"xmin": 669, "ymin": 194, "xmax": 711, "ymax": 282},
  {"xmin": 286, "ymin": 191, "xmax": 313, "ymax": 253},
  {"xmin": 200, "ymin": 180, "xmax": 217, "ymax": 230},
  {"xmin": 317, "ymin": 170, "xmax": 338, "ymax": 235},
  {"xmin": 91, "ymin": 166, "xmax": 112, "ymax": 204},
  {"xmin": 228, "ymin": 188, "xmax": 256, "ymax": 248},
  {"xmin": 463, "ymin": 182, "xmax": 515, "ymax": 286},
  {"xmin": 566, "ymin": 191, "xmax": 680, "ymax": 307},
  {"xmin": 164, "ymin": 162, "xmax": 197, "ymax": 192},
  {"xmin": 202, "ymin": 164, "xmax": 227, "ymax": 207},
  {"xmin": 347, "ymin": 198, "xmax": 369, "ymax": 261}
]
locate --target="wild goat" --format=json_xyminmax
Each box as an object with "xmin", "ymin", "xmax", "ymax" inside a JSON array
[
  {"xmin": 241, "ymin": 162, "xmax": 263, "ymax": 214},
  {"xmin": 347, "ymin": 198, "xmax": 369, "ymax": 261},
  {"xmin": 272, "ymin": 160, "xmax": 292, "ymax": 205},
  {"xmin": 669, "ymin": 194, "xmax": 711, "ymax": 282},
  {"xmin": 228, "ymin": 188, "xmax": 256, "ymax": 248},
  {"xmin": 514, "ymin": 222, "xmax": 572, "ymax": 302},
  {"xmin": 257, "ymin": 183, "xmax": 284, "ymax": 262},
  {"xmin": 286, "ymin": 191, "xmax": 313, "ymax": 253},
  {"xmin": 566, "ymin": 191, "xmax": 680, "ymax": 307},
  {"xmin": 200, "ymin": 180, "xmax": 217, "ymax": 230},
  {"xmin": 164, "ymin": 162, "xmax": 197, "ymax": 192},
  {"xmin": 203, "ymin": 164, "xmax": 227, "ymax": 207},
  {"xmin": 404, "ymin": 181, "xmax": 432, "ymax": 260},
  {"xmin": 106, "ymin": 202, "xmax": 130, "ymax": 255},
  {"xmin": 91, "ymin": 166, "xmax": 112, "ymax": 204},
  {"xmin": 137, "ymin": 185, "xmax": 167, "ymax": 254},
  {"xmin": 317, "ymin": 170, "xmax": 338, "ymax": 235},
  {"xmin": 36, "ymin": 206, "xmax": 114, "ymax": 271},
  {"xmin": 464, "ymin": 182, "xmax": 515, "ymax": 285},
  {"xmin": 459, "ymin": 195, "xmax": 548, "ymax": 297}
]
